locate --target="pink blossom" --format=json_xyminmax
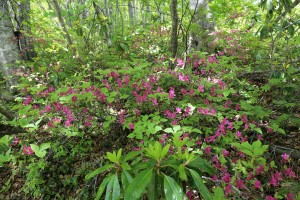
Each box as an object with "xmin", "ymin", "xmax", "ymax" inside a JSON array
[
  {"xmin": 284, "ymin": 168, "xmax": 296, "ymax": 178},
  {"xmin": 287, "ymin": 193, "xmax": 294, "ymax": 200},
  {"xmin": 129, "ymin": 123, "xmax": 134, "ymax": 130},
  {"xmin": 204, "ymin": 146, "xmax": 212, "ymax": 155},
  {"xmin": 176, "ymin": 59, "xmax": 184, "ymax": 66},
  {"xmin": 186, "ymin": 190, "xmax": 193, "ymax": 200},
  {"xmin": 44, "ymin": 105, "xmax": 51, "ymax": 113},
  {"xmin": 179, "ymin": 74, "xmax": 185, "ymax": 81},
  {"xmin": 236, "ymin": 131, "xmax": 242, "ymax": 138},
  {"xmin": 210, "ymin": 108, "xmax": 216, "ymax": 115},
  {"xmin": 12, "ymin": 136, "xmax": 20, "ymax": 146},
  {"xmin": 23, "ymin": 95, "xmax": 32, "ymax": 105},
  {"xmin": 254, "ymin": 179, "xmax": 261, "ymax": 189},
  {"xmin": 236, "ymin": 179, "xmax": 246, "ymax": 189},
  {"xmin": 168, "ymin": 87, "xmax": 175, "ymax": 99},
  {"xmin": 222, "ymin": 173, "xmax": 231, "ymax": 183},
  {"xmin": 135, "ymin": 109, "xmax": 140, "ymax": 116},
  {"xmin": 175, "ymin": 107, "xmax": 181, "ymax": 113},
  {"xmin": 270, "ymin": 176, "xmax": 278, "ymax": 187},
  {"xmin": 265, "ymin": 196, "xmax": 277, "ymax": 200},
  {"xmin": 151, "ymin": 98, "xmax": 158, "ymax": 106},
  {"xmin": 119, "ymin": 112, "xmax": 125, "ymax": 125},
  {"xmin": 281, "ymin": 153, "xmax": 289, "ymax": 163},
  {"xmin": 222, "ymin": 149, "xmax": 229, "ymax": 156},
  {"xmin": 198, "ymin": 85, "xmax": 204, "ymax": 92},
  {"xmin": 224, "ymin": 184, "xmax": 232, "ymax": 196},
  {"xmin": 65, "ymin": 120, "xmax": 72, "ymax": 127},
  {"xmin": 23, "ymin": 145, "xmax": 34, "ymax": 155},
  {"xmin": 256, "ymin": 165, "xmax": 264, "ymax": 175},
  {"xmin": 72, "ymin": 96, "xmax": 78, "ymax": 102}
]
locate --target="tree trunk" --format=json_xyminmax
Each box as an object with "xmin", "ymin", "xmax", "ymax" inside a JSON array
[
  {"xmin": 170, "ymin": 0, "xmax": 179, "ymax": 68},
  {"xmin": 128, "ymin": 0, "xmax": 135, "ymax": 25},
  {"xmin": 189, "ymin": 0, "xmax": 215, "ymax": 52},
  {"xmin": 93, "ymin": 1, "xmax": 112, "ymax": 47},
  {"xmin": 0, "ymin": 0, "xmax": 21, "ymax": 91},
  {"xmin": 52, "ymin": 0, "xmax": 73, "ymax": 47}
]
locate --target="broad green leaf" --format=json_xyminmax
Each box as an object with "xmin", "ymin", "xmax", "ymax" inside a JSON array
[
  {"xmin": 40, "ymin": 143, "xmax": 51, "ymax": 151},
  {"xmin": 30, "ymin": 144, "xmax": 46, "ymax": 158},
  {"xmin": 95, "ymin": 175, "xmax": 112, "ymax": 200},
  {"xmin": 178, "ymin": 164, "xmax": 188, "ymax": 181},
  {"xmin": 161, "ymin": 144, "xmax": 171, "ymax": 158},
  {"xmin": 117, "ymin": 149, "xmax": 122, "ymax": 161},
  {"xmin": 124, "ymin": 168, "xmax": 153, "ymax": 200},
  {"xmin": 212, "ymin": 187, "xmax": 226, "ymax": 200},
  {"xmin": 121, "ymin": 170, "xmax": 133, "ymax": 189},
  {"xmin": 173, "ymin": 125, "xmax": 181, "ymax": 133},
  {"xmin": 122, "ymin": 150, "xmax": 142, "ymax": 162},
  {"xmin": 189, "ymin": 169, "xmax": 213, "ymax": 200},
  {"xmin": 164, "ymin": 128, "xmax": 173, "ymax": 133},
  {"xmin": 147, "ymin": 173, "xmax": 158, "ymax": 200},
  {"xmin": 163, "ymin": 175, "xmax": 185, "ymax": 200},
  {"xmin": 85, "ymin": 164, "xmax": 114, "ymax": 180},
  {"xmin": 105, "ymin": 174, "xmax": 120, "ymax": 200},
  {"xmin": 187, "ymin": 157, "xmax": 216, "ymax": 175}
]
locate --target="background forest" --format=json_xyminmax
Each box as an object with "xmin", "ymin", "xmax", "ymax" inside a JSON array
[{"xmin": 0, "ymin": 0, "xmax": 300, "ymax": 199}]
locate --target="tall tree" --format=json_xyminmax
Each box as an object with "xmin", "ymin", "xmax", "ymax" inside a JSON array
[
  {"xmin": 0, "ymin": 0, "xmax": 21, "ymax": 90},
  {"xmin": 189, "ymin": 0, "xmax": 215, "ymax": 52},
  {"xmin": 170, "ymin": 0, "xmax": 179, "ymax": 69}
]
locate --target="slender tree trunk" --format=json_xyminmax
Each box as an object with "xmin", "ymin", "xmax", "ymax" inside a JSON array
[
  {"xmin": 52, "ymin": 0, "xmax": 73, "ymax": 47},
  {"xmin": 0, "ymin": 0, "xmax": 21, "ymax": 91},
  {"xmin": 189, "ymin": 0, "xmax": 215, "ymax": 52},
  {"xmin": 93, "ymin": 1, "xmax": 112, "ymax": 47},
  {"xmin": 128, "ymin": 0, "xmax": 135, "ymax": 25},
  {"xmin": 170, "ymin": 0, "xmax": 179, "ymax": 69}
]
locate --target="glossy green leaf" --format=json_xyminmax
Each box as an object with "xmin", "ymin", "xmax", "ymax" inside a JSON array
[
  {"xmin": 163, "ymin": 175, "xmax": 185, "ymax": 200},
  {"xmin": 187, "ymin": 157, "xmax": 216, "ymax": 175},
  {"xmin": 105, "ymin": 174, "xmax": 120, "ymax": 200},
  {"xmin": 212, "ymin": 187, "xmax": 226, "ymax": 200},
  {"xmin": 161, "ymin": 144, "xmax": 171, "ymax": 158},
  {"xmin": 121, "ymin": 170, "xmax": 133, "ymax": 189},
  {"xmin": 85, "ymin": 164, "xmax": 114, "ymax": 180},
  {"xmin": 124, "ymin": 168, "xmax": 153, "ymax": 200},
  {"xmin": 122, "ymin": 150, "xmax": 142, "ymax": 162},
  {"xmin": 178, "ymin": 164, "xmax": 188, "ymax": 181},
  {"xmin": 95, "ymin": 175, "xmax": 112, "ymax": 200},
  {"xmin": 189, "ymin": 169, "xmax": 213, "ymax": 200},
  {"xmin": 147, "ymin": 172, "xmax": 158, "ymax": 200}
]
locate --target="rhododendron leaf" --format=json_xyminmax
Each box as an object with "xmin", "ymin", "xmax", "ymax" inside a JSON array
[
  {"xmin": 147, "ymin": 173, "xmax": 158, "ymax": 200},
  {"xmin": 161, "ymin": 144, "xmax": 171, "ymax": 158},
  {"xmin": 189, "ymin": 169, "xmax": 212, "ymax": 200},
  {"xmin": 173, "ymin": 125, "xmax": 181, "ymax": 133},
  {"xmin": 163, "ymin": 175, "xmax": 186, "ymax": 200},
  {"xmin": 187, "ymin": 157, "xmax": 216, "ymax": 175},
  {"xmin": 121, "ymin": 170, "xmax": 133, "ymax": 189},
  {"xmin": 30, "ymin": 143, "xmax": 49, "ymax": 158},
  {"xmin": 178, "ymin": 164, "xmax": 188, "ymax": 181},
  {"xmin": 105, "ymin": 174, "xmax": 120, "ymax": 200},
  {"xmin": 122, "ymin": 150, "xmax": 142, "ymax": 162},
  {"xmin": 116, "ymin": 149, "xmax": 122, "ymax": 160},
  {"xmin": 154, "ymin": 125, "xmax": 162, "ymax": 133},
  {"xmin": 124, "ymin": 168, "xmax": 153, "ymax": 200},
  {"xmin": 85, "ymin": 164, "xmax": 114, "ymax": 180},
  {"xmin": 94, "ymin": 175, "xmax": 112, "ymax": 200},
  {"xmin": 164, "ymin": 128, "xmax": 173, "ymax": 133},
  {"xmin": 212, "ymin": 187, "xmax": 226, "ymax": 200}
]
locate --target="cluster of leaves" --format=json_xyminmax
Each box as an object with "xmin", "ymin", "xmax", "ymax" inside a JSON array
[{"xmin": 1, "ymin": 1, "xmax": 300, "ymax": 200}]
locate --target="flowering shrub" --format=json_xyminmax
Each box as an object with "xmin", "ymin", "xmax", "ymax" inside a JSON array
[{"xmin": 1, "ymin": 43, "xmax": 298, "ymax": 199}]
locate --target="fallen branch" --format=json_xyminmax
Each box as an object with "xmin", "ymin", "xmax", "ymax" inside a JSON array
[{"xmin": 269, "ymin": 145, "xmax": 300, "ymax": 160}]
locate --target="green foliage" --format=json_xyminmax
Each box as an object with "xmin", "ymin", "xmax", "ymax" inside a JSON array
[{"xmin": 0, "ymin": 0, "xmax": 299, "ymax": 199}]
